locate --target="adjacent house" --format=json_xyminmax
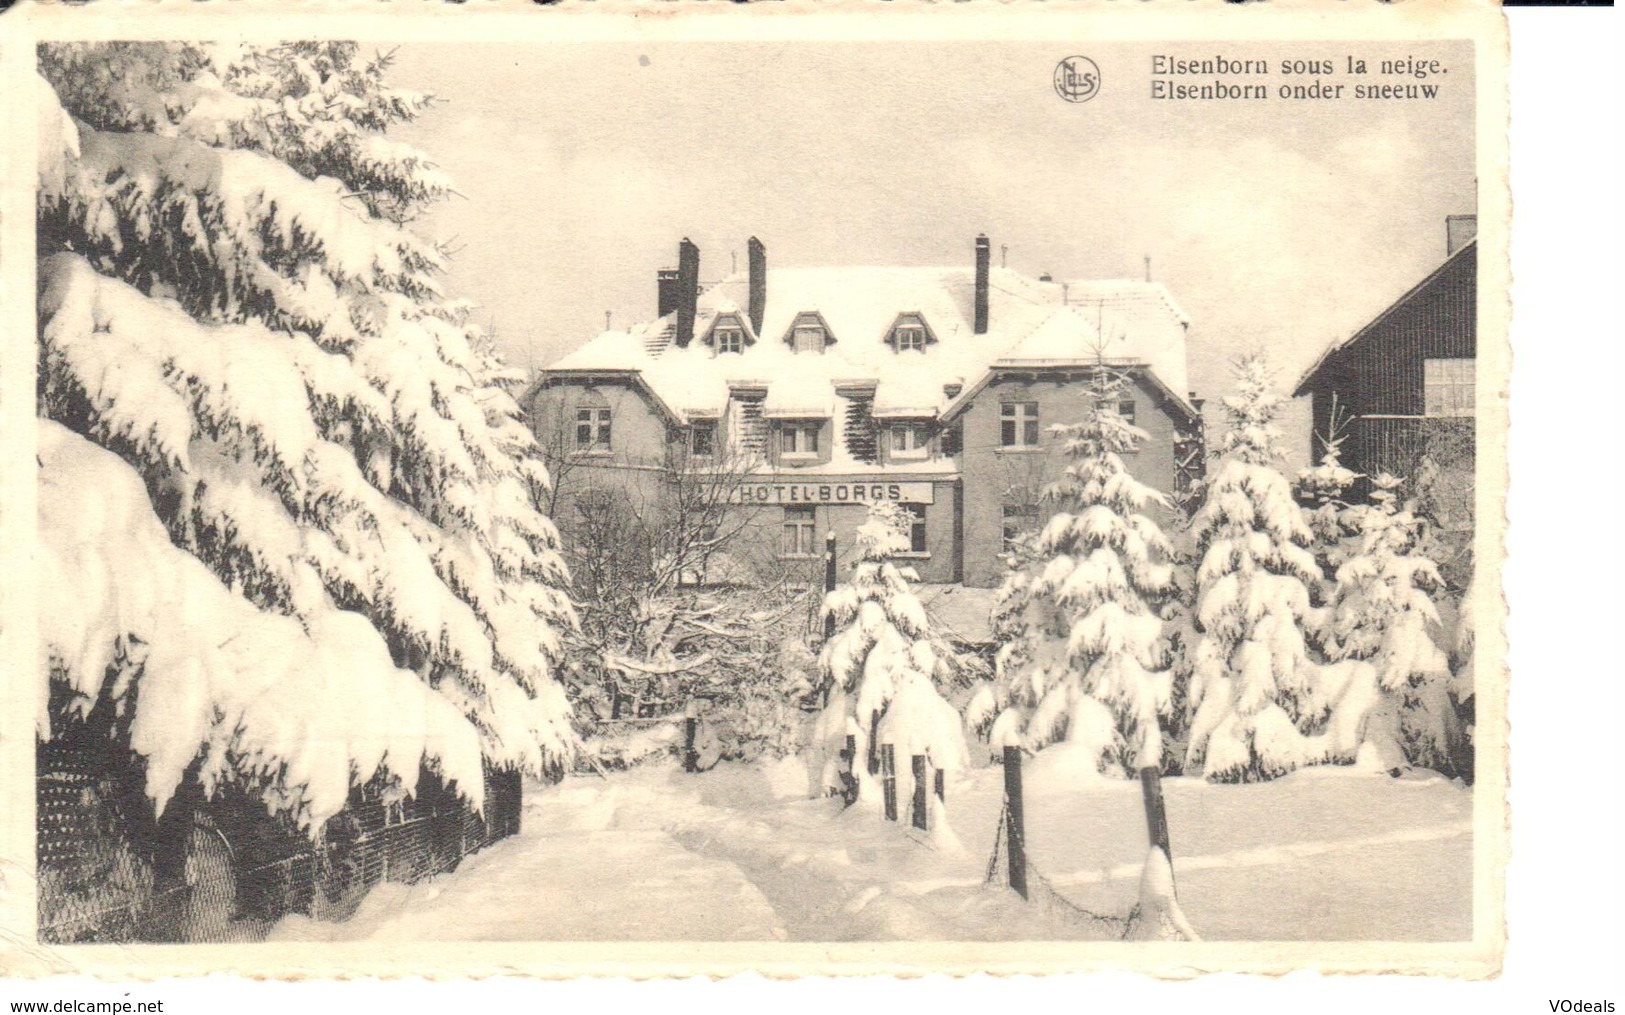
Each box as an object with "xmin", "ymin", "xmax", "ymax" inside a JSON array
[
  {"xmin": 522, "ymin": 235, "xmax": 1204, "ymax": 590},
  {"xmin": 1293, "ymin": 217, "xmax": 1477, "ymax": 497}
]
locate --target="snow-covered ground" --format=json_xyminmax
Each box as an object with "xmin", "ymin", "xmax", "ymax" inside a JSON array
[{"xmin": 271, "ymin": 752, "xmax": 1472, "ymax": 942}]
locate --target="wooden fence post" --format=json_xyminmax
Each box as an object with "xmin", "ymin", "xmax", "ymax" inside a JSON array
[
  {"xmin": 1138, "ymin": 765, "xmax": 1172, "ymax": 861},
  {"xmin": 683, "ymin": 720, "xmax": 698, "ymax": 773},
  {"xmin": 880, "ymin": 744, "xmax": 898, "ymax": 822},
  {"xmin": 818, "ymin": 532, "xmax": 839, "ymax": 710},
  {"xmin": 511, "ymin": 768, "xmax": 524, "ymax": 838},
  {"xmin": 910, "ymin": 755, "xmax": 929, "ymax": 831},
  {"xmin": 1002, "ymin": 745, "xmax": 1028, "ymax": 900},
  {"xmin": 823, "ymin": 531, "xmax": 838, "ymax": 641},
  {"xmin": 867, "ymin": 710, "xmax": 880, "ymax": 776},
  {"xmin": 842, "ymin": 733, "xmax": 859, "ymax": 805}
]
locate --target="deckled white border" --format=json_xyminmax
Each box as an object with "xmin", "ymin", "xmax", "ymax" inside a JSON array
[{"xmin": 0, "ymin": 0, "xmax": 1511, "ymax": 981}]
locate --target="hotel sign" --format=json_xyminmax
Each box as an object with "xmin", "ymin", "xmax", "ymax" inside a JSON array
[{"xmin": 731, "ymin": 481, "xmax": 936, "ymax": 505}]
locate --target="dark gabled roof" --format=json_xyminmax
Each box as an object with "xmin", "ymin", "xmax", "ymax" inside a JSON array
[{"xmin": 1293, "ymin": 238, "xmax": 1476, "ymax": 398}]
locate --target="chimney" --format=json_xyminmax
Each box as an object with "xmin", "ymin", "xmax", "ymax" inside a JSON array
[
  {"xmin": 974, "ymin": 234, "xmax": 990, "ymax": 335},
  {"xmin": 656, "ymin": 268, "xmax": 679, "ymax": 318},
  {"xmin": 747, "ymin": 236, "xmax": 767, "ymax": 336},
  {"xmin": 1446, "ymin": 214, "xmax": 1477, "ymax": 256},
  {"xmin": 675, "ymin": 237, "xmax": 700, "ymax": 348}
]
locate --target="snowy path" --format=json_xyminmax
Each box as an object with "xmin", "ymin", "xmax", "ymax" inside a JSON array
[
  {"xmin": 273, "ymin": 753, "xmax": 1474, "ymax": 942},
  {"xmin": 273, "ymin": 777, "xmax": 788, "ymax": 941}
]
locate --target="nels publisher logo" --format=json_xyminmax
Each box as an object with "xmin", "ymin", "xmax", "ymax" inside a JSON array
[{"xmin": 1054, "ymin": 56, "xmax": 1101, "ymax": 102}]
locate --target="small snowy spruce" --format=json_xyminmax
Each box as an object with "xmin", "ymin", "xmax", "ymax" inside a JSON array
[
  {"xmin": 1321, "ymin": 474, "xmax": 1460, "ymax": 773},
  {"xmin": 35, "ymin": 43, "xmax": 576, "ymax": 828},
  {"xmin": 1296, "ymin": 413, "xmax": 1362, "ymax": 576},
  {"xmin": 990, "ymin": 368, "xmax": 1179, "ymax": 774},
  {"xmin": 812, "ymin": 503, "xmax": 968, "ymax": 802},
  {"xmin": 1185, "ymin": 356, "xmax": 1345, "ymax": 782}
]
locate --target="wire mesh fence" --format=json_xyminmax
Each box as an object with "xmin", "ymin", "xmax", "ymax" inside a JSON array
[{"xmin": 37, "ymin": 739, "xmax": 524, "ymax": 944}]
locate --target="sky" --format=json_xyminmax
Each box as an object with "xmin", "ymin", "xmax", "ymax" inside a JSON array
[{"xmin": 389, "ymin": 40, "xmax": 1476, "ymax": 463}]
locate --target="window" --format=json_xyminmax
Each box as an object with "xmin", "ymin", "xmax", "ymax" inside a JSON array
[
  {"xmin": 780, "ymin": 421, "xmax": 821, "ymax": 458},
  {"xmin": 895, "ymin": 327, "xmax": 927, "ymax": 352},
  {"xmin": 1002, "ymin": 504, "xmax": 1041, "ymax": 551},
  {"xmin": 782, "ymin": 506, "xmax": 817, "ymax": 557},
  {"xmin": 690, "ymin": 420, "xmax": 716, "ymax": 457},
  {"xmin": 714, "ymin": 327, "xmax": 743, "ymax": 355},
  {"xmin": 903, "ymin": 503, "xmax": 928, "ymax": 554},
  {"xmin": 793, "ymin": 326, "xmax": 825, "ymax": 355},
  {"xmin": 891, "ymin": 423, "xmax": 929, "ymax": 459},
  {"xmin": 1000, "ymin": 401, "xmax": 1040, "ymax": 447},
  {"xmin": 1117, "ymin": 400, "xmax": 1136, "ymax": 426},
  {"xmin": 1424, "ymin": 358, "xmax": 1475, "ymax": 417},
  {"xmin": 575, "ymin": 406, "xmax": 612, "ymax": 451}
]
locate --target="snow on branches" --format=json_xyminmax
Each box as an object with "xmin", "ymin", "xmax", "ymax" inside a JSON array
[
  {"xmin": 1184, "ymin": 359, "xmax": 1464, "ymax": 782},
  {"xmin": 1185, "ymin": 356, "xmax": 1364, "ymax": 782},
  {"xmin": 988, "ymin": 367, "xmax": 1180, "ymax": 775},
  {"xmin": 34, "ymin": 43, "xmax": 575, "ymax": 828},
  {"xmin": 36, "ymin": 422, "xmax": 484, "ymax": 821},
  {"xmin": 1321, "ymin": 475, "xmax": 1461, "ymax": 772},
  {"xmin": 812, "ymin": 503, "xmax": 968, "ymax": 802}
]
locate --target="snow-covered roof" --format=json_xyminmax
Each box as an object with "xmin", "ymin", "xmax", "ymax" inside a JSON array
[{"xmin": 544, "ymin": 265, "xmax": 1193, "ymax": 427}]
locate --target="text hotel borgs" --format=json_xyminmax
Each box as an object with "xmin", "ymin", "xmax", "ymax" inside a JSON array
[
  {"xmin": 1149, "ymin": 54, "xmax": 1451, "ymax": 102},
  {"xmin": 730, "ymin": 482, "xmax": 936, "ymax": 506}
]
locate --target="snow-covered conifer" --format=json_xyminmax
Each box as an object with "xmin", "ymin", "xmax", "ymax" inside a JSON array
[
  {"xmin": 1322, "ymin": 474, "xmax": 1460, "ymax": 772},
  {"xmin": 1185, "ymin": 356, "xmax": 1347, "ymax": 781},
  {"xmin": 1296, "ymin": 409, "xmax": 1361, "ymax": 573},
  {"xmin": 35, "ymin": 43, "xmax": 575, "ymax": 827},
  {"xmin": 989, "ymin": 369, "xmax": 1179, "ymax": 774},
  {"xmin": 812, "ymin": 503, "xmax": 967, "ymax": 802}
]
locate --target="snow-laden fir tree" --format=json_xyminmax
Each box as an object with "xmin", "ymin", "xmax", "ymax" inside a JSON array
[
  {"xmin": 811, "ymin": 503, "xmax": 968, "ymax": 804},
  {"xmin": 987, "ymin": 368, "xmax": 1180, "ymax": 774},
  {"xmin": 1297, "ymin": 405, "xmax": 1361, "ymax": 575},
  {"xmin": 1185, "ymin": 356, "xmax": 1365, "ymax": 781},
  {"xmin": 35, "ymin": 42, "xmax": 575, "ymax": 828},
  {"xmin": 1320, "ymin": 474, "xmax": 1461, "ymax": 773}
]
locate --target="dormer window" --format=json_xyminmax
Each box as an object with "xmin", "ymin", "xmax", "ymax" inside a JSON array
[
  {"xmin": 703, "ymin": 313, "xmax": 753, "ymax": 356},
  {"xmin": 783, "ymin": 312, "xmax": 835, "ymax": 354},
  {"xmin": 886, "ymin": 313, "xmax": 937, "ymax": 352},
  {"xmin": 793, "ymin": 325, "xmax": 825, "ymax": 355}
]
